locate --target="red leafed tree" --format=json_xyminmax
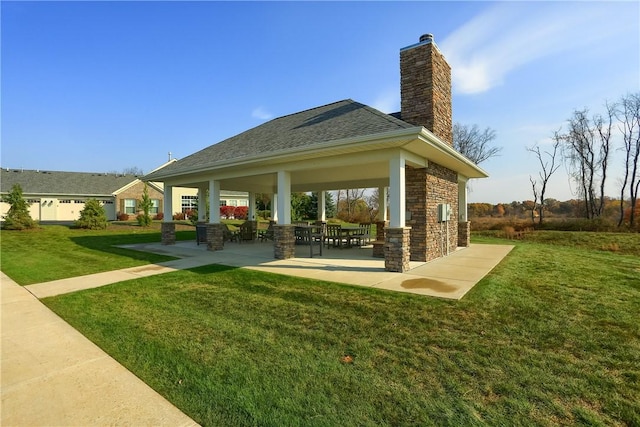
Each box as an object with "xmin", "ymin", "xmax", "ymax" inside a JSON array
[
  {"xmin": 220, "ymin": 205, "xmax": 236, "ymax": 219},
  {"xmin": 234, "ymin": 206, "xmax": 248, "ymax": 220}
]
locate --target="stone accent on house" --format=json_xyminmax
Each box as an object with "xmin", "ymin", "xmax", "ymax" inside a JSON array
[
  {"xmin": 458, "ymin": 221, "xmax": 471, "ymax": 247},
  {"xmin": 384, "ymin": 227, "xmax": 411, "ymax": 273},
  {"xmin": 274, "ymin": 225, "xmax": 296, "ymax": 259},
  {"xmin": 115, "ymin": 181, "xmax": 164, "ymax": 220},
  {"xmin": 206, "ymin": 223, "xmax": 225, "ymax": 251},
  {"xmin": 406, "ymin": 162, "xmax": 459, "ymax": 262},
  {"xmin": 161, "ymin": 222, "xmax": 175, "ymax": 245},
  {"xmin": 400, "ymin": 34, "xmax": 453, "ymax": 146}
]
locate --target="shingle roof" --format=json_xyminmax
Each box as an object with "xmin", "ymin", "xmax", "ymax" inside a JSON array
[
  {"xmin": 146, "ymin": 99, "xmax": 413, "ymax": 179},
  {"xmin": 0, "ymin": 169, "xmax": 140, "ymax": 196}
]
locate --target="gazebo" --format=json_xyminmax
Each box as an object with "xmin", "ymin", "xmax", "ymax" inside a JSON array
[{"xmin": 144, "ymin": 34, "xmax": 488, "ymax": 273}]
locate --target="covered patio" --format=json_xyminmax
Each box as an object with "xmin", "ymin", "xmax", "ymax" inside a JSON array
[{"xmin": 145, "ymin": 102, "xmax": 487, "ymax": 273}]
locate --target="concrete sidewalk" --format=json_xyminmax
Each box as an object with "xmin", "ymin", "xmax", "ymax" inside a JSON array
[{"xmin": 1, "ymin": 272, "xmax": 200, "ymax": 427}]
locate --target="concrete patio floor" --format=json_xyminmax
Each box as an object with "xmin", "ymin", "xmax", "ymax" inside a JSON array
[{"xmin": 118, "ymin": 240, "xmax": 515, "ymax": 300}]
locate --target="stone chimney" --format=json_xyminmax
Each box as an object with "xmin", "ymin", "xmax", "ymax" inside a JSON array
[{"xmin": 400, "ymin": 34, "xmax": 453, "ymax": 146}]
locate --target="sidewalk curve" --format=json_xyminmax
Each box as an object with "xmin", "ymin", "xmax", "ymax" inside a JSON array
[{"xmin": 1, "ymin": 272, "xmax": 199, "ymax": 427}]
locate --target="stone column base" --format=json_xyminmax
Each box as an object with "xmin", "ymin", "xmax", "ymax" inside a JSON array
[
  {"xmin": 458, "ymin": 221, "xmax": 471, "ymax": 247},
  {"xmin": 206, "ymin": 223, "xmax": 225, "ymax": 251},
  {"xmin": 384, "ymin": 227, "xmax": 411, "ymax": 273},
  {"xmin": 274, "ymin": 225, "xmax": 296, "ymax": 259},
  {"xmin": 161, "ymin": 222, "xmax": 176, "ymax": 245},
  {"xmin": 375, "ymin": 221, "xmax": 387, "ymax": 242}
]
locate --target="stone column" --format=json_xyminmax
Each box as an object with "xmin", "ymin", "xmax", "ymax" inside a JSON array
[
  {"xmin": 384, "ymin": 227, "xmax": 411, "ymax": 273},
  {"xmin": 372, "ymin": 221, "xmax": 387, "ymax": 258},
  {"xmin": 206, "ymin": 223, "xmax": 225, "ymax": 251},
  {"xmin": 274, "ymin": 225, "xmax": 296, "ymax": 259},
  {"xmin": 161, "ymin": 222, "xmax": 176, "ymax": 245},
  {"xmin": 458, "ymin": 221, "xmax": 471, "ymax": 247}
]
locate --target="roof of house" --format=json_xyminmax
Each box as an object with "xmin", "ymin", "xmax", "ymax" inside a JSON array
[
  {"xmin": 0, "ymin": 169, "xmax": 142, "ymax": 196},
  {"xmin": 146, "ymin": 99, "xmax": 414, "ymax": 179}
]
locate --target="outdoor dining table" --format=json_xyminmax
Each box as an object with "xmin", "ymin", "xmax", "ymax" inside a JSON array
[
  {"xmin": 294, "ymin": 224, "xmax": 324, "ymax": 258},
  {"xmin": 340, "ymin": 225, "xmax": 367, "ymax": 247}
]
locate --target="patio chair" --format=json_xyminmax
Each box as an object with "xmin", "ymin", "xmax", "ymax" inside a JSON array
[
  {"xmin": 260, "ymin": 220, "xmax": 275, "ymax": 242},
  {"xmin": 224, "ymin": 224, "xmax": 240, "ymax": 243},
  {"xmin": 238, "ymin": 221, "xmax": 257, "ymax": 243},
  {"xmin": 351, "ymin": 223, "xmax": 371, "ymax": 246},
  {"xmin": 325, "ymin": 224, "xmax": 343, "ymax": 248}
]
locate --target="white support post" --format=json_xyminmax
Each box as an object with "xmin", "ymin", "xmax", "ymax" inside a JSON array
[
  {"xmin": 318, "ymin": 191, "xmax": 326, "ymax": 221},
  {"xmin": 388, "ymin": 153, "xmax": 406, "ymax": 228},
  {"xmin": 248, "ymin": 192, "xmax": 256, "ymax": 220},
  {"xmin": 209, "ymin": 179, "xmax": 220, "ymax": 223},
  {"xmin": 198, "ymin": 185, "xmax": 207, "ymax": 222},
  {"xmin": 276, "ymin": 171, "xmax": 291, "ymax": 225},
  {"xmin": 458, "ymin": 177, "xmax": 468, "ymax": 222},
  {"xmin": 272, "ymin": 193, "xmax": 278, "ymax": 222},
  {"xmin": 163, "ymin": 184, "xmax": 173, "ymax": 222},
  {"xmin": 378, "ymin": 186, "xmax": 388, "ymax": 221}
]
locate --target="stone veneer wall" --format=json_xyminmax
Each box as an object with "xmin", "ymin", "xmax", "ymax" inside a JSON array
[
  {"xmin": 161, "ymin": 222, "xmax": 175, "ymax": 245},
  {"xmin": 406, "ymin": 162, "xmax": 459, "ymax": 262},
  {"xmin": 400, "ymin": 36, "xmax": 453, "ymax": 146},
  {"xmin": 458, "ymin": 221, "xmax": 471, "ymax": 247},
  {"xmin": 206, "ymin": 223, "xmax": 225, "ymax": 251},
  {"xmin": 274, "ymin": 225, "xmax": 296, "ymax": 259},
  {"xmin": 384, "ymin": 227, "xmax": 411, "ymax": 272}
]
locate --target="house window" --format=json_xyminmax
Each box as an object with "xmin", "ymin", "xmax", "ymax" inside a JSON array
[
  {"xmin": 238, "ymin": 199, "xmax": 249, "ymax": 207},
  {"xmin": 150, "ymin": 199, "xmax": 160, "ymax": 214},
  {"xmin": 181, "ymin": 196, "xmax": 198, "ymax": 213},
  {"xmin": 124, "ymin": 199, "xmax": 136, "ymax": 214},
  {"xmin": 74, "ymin": 200, "xmax": 84, "ymax": 204},
  {"xmin": 60, "ymin": 200, "xmax": 71, "ymax": 204},
  {"xmin": 219, "ymin": 200, "xmax": 227, "ymax": 206}
]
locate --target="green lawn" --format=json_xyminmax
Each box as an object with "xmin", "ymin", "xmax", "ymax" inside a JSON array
[
  {"xmin": 39, "ymin": 232, "xmax": 640, "ymax": 426},
  {"xmin": 0, "ymin": 223, "xmax": 195, "ymax": 285}
]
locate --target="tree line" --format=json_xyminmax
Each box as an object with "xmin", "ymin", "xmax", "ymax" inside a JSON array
[{"xmin": 528, "ymin": 92, "xmax": 640, "ymax": 228}]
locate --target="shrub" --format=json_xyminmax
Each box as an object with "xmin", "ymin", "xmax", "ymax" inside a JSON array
[
  {"xmin": 117, "ymin": 213, "xmax": 130, "ymax": 221},
  {"xmin": 76, "ymin": 199, "xmax": 108, "ymax": 229},
  {"xmin": 185, "ymin": 209, "xmax": 198, "ymax": 225},
  {"xmin": 173, "ymin": 212, "xmax": 185, "ymax": 220},
  {"xmin": 1, "ymin": 184, "xmax": 36, "ymax": 230},
  {"xmin": 153, "ymin": 212, "xmax": 164, "ymax": 221},
  {"xmin": 234, "ymin": 206, "xmax": 248, "ymax": 220}
]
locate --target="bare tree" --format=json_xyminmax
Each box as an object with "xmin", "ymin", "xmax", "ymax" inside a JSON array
[
  {"xmin": 615, "ymin": 92, "xmax": 640, "ymax": 227},
  {"xmin": 560, "ymin": 108, "xmax": 611, "ymax": 219},
  {"xmin": 453, "ymin": 123, "xmax": 501, "ymax": 165},
  {"xmin": 122, "ymin": 166, "xmax": 144, "ymax": 175},
  {"xmin": 527, "ymin": 138, "xmax": 561, "ymax": 224},
  {"xmin": 528, "ymin": 176, "xmax": 538, "ymax": 224}
]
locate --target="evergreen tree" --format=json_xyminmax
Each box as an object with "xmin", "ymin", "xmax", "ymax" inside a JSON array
[
  {"xmin": 76, "ymin": 199, "xmax": 108, "ymax": 229},
  {"xmin": 2, "ymin": 184, "xmax": 36, "ymax": 230},
  {"xmin": 137, "ymin": 183, "xmax": 153, "ymax": 227}
]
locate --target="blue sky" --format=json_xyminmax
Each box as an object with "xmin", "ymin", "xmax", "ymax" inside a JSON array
[{"xmin": 2, "ymin": 1, "xmax": 638, "ymax": 203}]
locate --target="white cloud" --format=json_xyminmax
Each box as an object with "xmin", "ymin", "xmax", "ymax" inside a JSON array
[
  {"xmin": 440, "ymin": 3, "xmax": 637, "ymax": 95},
  {"xmin": 251, "ymin": 107, "xmax": 273, "ymax": 120},
  {"xmin": 370, "ymin": 89, "xmax": 399, "ymax": 114}
]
